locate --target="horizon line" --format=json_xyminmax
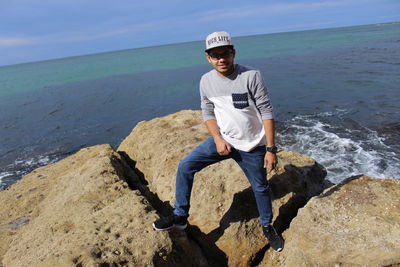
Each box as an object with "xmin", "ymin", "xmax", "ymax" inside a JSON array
[{"xmin": 1, "ymin": 21, "xmax": 398, "ymax": 68}]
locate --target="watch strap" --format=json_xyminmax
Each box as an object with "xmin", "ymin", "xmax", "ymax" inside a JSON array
[{"xmin": 266, "ymin": 146, "xmax": 278, "ymax": 154}]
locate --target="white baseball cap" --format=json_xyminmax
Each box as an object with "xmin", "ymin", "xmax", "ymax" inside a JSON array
[{"xmin": 205, "ymin": 31, "xmax": 233, "ymax": 52}]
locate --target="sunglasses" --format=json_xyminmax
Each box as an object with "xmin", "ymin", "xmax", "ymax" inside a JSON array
[{"xmin": 208, "ymin": 50, "xmax": 234, "ymax": 60}]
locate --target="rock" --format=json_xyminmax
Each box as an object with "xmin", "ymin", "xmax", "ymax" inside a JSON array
[
  {"xmin": 118, "ymin": 110, "xmax": 328, "ymax": 266},
  {"xmin": 0, "ymin": 144, "xmax": 206, "ymax": 266},
  {"xmin": 261, "ymin": 176, "xmax": 400, "ymax": 267},
  {"xmin": 3, "ymin": 109, "xmax": 396, "ymax": 267}
]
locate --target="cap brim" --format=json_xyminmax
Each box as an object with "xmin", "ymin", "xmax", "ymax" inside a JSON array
[{"xmin": 205, "ymin": 45, "xmax": 234, "ymax": 53}]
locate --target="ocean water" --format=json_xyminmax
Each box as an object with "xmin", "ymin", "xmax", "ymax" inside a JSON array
[{"xmin": 1, "ymin": 23, "xmax": 399, "ymax": 189}]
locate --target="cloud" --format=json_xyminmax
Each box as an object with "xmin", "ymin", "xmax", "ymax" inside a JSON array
[
  {"xmin": 194, "ymin": 1, "xmax": 340, "ymax": 22},
  {"xmin": 0, "ymin": 9, "xmax": 195, "ymax": 49},
  {"xmin": 0, "ymin": 20, "xmax": 161, "ymax": 48},
  {"xmin": 192, "ymin": 0, "xmax": 384, "ymax": 23},
  {"xmin": 0, "ymin": 37, "xmax": 37, "ymax": 48},
  {"xmin": 2, "ymin": 0, "xmax": 393, "ymax": 50}
]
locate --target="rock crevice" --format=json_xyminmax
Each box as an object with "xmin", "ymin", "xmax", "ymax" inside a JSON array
[{"xmin": 117, "ymin": 110, "xmax": 328, "ymax": 266}]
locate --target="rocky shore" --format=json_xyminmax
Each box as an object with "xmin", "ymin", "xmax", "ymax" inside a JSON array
[{"xmin": 1, "ymin": 110, "xmax": 399, "ymax": 267}]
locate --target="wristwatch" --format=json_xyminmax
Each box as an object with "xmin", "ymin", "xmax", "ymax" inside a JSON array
[{"xmin": 266, "ymin": 146, "xmax": 278, "ymax": 154}]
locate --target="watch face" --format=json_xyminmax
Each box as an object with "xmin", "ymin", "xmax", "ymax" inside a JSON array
[{"xmin": 267, "ymin": 146, "xmax": 277, "ymax": 153}]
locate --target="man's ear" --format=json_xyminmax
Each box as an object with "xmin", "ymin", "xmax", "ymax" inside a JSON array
[{"xmin": 205, "ymin": 53, "xmax": 212, "ymax": 63}]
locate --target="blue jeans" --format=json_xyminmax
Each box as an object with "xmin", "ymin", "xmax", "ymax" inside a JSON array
[{"xmin": 173, "ymin": 137, "xmax": 273, "ymax": 226}]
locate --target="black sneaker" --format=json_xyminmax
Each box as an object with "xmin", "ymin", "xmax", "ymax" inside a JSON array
[
  {"xmin": 152, "ymin": 214, "xmax": 188, "ymax": 231},
  {"xmin": 263, "ymin": 225, "xmax": 284, "ymax": 252}
]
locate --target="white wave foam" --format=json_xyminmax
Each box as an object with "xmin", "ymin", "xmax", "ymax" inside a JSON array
[
  {"xmin": 0, "ymin": 154, "xmax": 59, "ymax": 189},
  {"xmin": 0, "ymin": 171, "xmax": 14, "ymax": 180},
  {"xmin": 14, "ymin": 155, "xmax": 53, "ymax": 167},
  {"xmin": 278, "ymin": 112, "xmax": 400, "ymax": 183}
]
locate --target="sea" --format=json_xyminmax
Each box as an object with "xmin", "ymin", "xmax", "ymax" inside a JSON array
[{"xmin": 1, "ymin": 23, "xmax": 399, "ymax": 189}]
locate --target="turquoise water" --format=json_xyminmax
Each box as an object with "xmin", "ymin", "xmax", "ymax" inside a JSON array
[
  {"xmin": 1, "ymin": 23, "xmax": 399, "ymax": 188},
  {"xmin": 2, "ymin": 23, "xmax": 397, "ymax": 97}
]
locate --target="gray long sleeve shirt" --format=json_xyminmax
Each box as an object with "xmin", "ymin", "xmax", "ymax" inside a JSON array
[{"xmin": 200, "ymin": 64, "xmax": 274, "ymax": 151}]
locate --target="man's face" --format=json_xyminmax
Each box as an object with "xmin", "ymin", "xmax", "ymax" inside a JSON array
[{"xmin": 206, "ymin": 46, "xmax": 235, "ymax": 77}]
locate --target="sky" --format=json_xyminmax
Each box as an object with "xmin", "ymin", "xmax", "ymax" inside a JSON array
[{"xmin": 1, "ymin": 0, "xmax": 399, "ymax": 66}]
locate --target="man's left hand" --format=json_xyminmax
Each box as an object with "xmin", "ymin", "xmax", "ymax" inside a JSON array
[{"xmin": 264, "ymin": 152, "xmax": 278, "ymax": 172}]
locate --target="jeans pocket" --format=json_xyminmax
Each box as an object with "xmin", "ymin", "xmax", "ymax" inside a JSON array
[{"xmin": 232, "ymin": 93, "xmax": 249, "ymax": 109}]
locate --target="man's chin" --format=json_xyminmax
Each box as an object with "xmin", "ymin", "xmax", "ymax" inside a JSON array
[{"xmin": 217, "ymin": 67, "xmax": 233, "ymax": 76}]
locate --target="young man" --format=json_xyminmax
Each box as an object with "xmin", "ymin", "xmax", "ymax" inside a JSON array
[{"xmin": 153, "ymin": 31, "xmax": 283, "ymax": 252}]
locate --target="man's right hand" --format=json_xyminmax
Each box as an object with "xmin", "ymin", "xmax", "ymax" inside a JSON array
[
  {"xmin": 205, "ymin": 120, "xmax": 232, "ymax": 156},
  {"xmin": 214, "ymin": 136, "xmax": 232, "ymax": 156}
]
